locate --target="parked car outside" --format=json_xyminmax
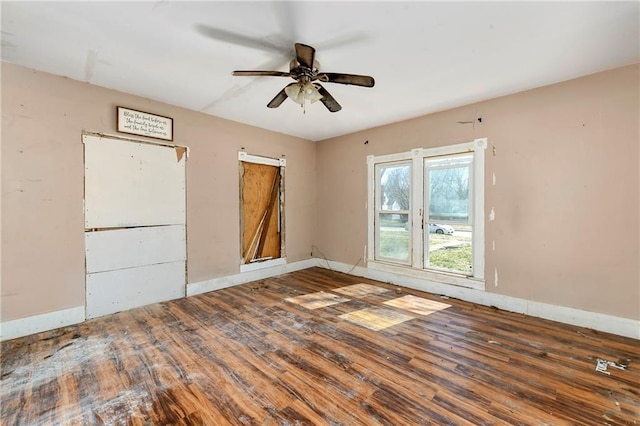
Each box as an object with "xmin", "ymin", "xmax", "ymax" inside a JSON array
[
  {"xmin": 404, "ymin": 222, "xmax": 455, "ymax": 234},
  {"xmin": 429, "ymin": 223, "xmax": 454, "ymax": 234}
]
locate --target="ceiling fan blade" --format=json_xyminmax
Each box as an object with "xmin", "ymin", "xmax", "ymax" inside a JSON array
[
  {"xmin": 320, "ymin": 73, "xmax": 375, "ymax": 87},
  {"xmin": 295, "ymin": 43, "xmax": 315, "ymax": 69},
  {"xmin": 316, "ymin": 84, "xmax": 342, "ymax": 113},
  {"xmin": 196, "ymin": 24, "xmax": 287, "ymax": 54},
  {"xmin": 232, "ymin": 71, "xmax": 292, "ymax": 77},
  {"xmin": 267, "ymin": 83, "xmax": 296, "ymax": 108},
  {"xmin": 272, "ymin": 2, "xmax": 298, "ymax": 45}
]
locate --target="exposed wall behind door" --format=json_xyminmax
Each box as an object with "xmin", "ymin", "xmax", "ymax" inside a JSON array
[
  {"xmin": 1, "ymin": 63, "xmax": 316, "ymax": 322},
  {"xmin": 315, "ymin": 64, "xmax": 639, "ymax": 322}
]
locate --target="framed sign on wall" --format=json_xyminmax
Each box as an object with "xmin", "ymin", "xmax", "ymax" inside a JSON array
[{"xmin": 117, "ymin": 106, "xmax": 173, "ymax": 141}]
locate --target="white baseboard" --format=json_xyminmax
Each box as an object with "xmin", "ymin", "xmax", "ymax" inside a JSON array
[
  {"xmin": 1, "ymin": 305, "xmax": 86, "ymax": 341},
  {"xmin": 316, "ymin": 259, "xmax": 640, "ymax": 340},
  {"xmin": 4, "ymin": 258, "xmax": 637, "ymax": 341},
  {"xmin": 187, "ymin": 258, "xmax": 317, "ymax": 297},
  {"xmin": 1, "ymin": 259, "xmax": 316, "ymax": 341}
]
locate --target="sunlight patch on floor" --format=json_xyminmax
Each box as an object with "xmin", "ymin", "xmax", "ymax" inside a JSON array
[
  {"xmin": 339, "ymin": 307, "xmax": 414, "ymax": 331},
  {"xmin": 285, "ymin": 291, "xmax": 350, "ymax": 309},
  {"xmin": 333, "ymin": 283, "xmax": 392, "ymax": 298},
  {"xmin": 384, "ymin": 295, "xmax": 451, "ymax": 316}
]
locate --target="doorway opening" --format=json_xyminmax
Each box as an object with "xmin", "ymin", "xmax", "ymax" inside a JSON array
[{"xmin": 239, "ymin": 152, "xmax": 286, "ymax": 272}]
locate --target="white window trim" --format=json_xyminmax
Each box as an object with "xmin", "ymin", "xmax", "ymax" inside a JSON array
[
  {"xmin": 240, "ymin": 257, "xmax": 286, "ymax": 273},
  {"xmin": 238, "ymin": 151, "xmax": 286, "ymax": 167},
  {"xmin": 367, "ymin": 138, "xmax": 487, "ymax": 291}
]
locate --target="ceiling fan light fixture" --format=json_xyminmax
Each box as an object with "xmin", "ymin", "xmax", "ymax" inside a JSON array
[
  {"xmin": 304, "ymin": 82, "xmax": 323, "ymax": 103},
  {"xmin": 285, "ymin": 81, "xmax": 323, "ymax": 107},
  {"xmin": 284, "ymin": 83, "xmax": 304, "ymax": 105}
]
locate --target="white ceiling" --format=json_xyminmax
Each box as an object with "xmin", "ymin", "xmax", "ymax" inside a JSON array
[{"xmin": 2, "ymin": 1, "xmax": 638, "ymax": 141}]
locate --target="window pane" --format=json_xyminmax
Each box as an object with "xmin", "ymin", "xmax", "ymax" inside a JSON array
[
  {"xmin": 378, "ymin": 213, "xmax": 410, "ymax": 262},
  {"xmin": 428, "ymin": 156, "xmax": 471, "ymax": 222},
  {"xmin": 428, "ymin": 226, "xmax": 473, "ymax": 274},
  {"xmin": 378, "ymin": 163, "xmax": 410, "ymax": 211}
]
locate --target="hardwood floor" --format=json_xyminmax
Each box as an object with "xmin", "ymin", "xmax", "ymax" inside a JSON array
[{"xmin": 2, "ymin": 267, "xmax": 639, "ymax": 425}]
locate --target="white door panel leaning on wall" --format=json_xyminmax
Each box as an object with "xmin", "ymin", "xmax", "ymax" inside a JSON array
[{"xmin": 83, "ymin": 134, "xmax": 186, "ymax": 319}]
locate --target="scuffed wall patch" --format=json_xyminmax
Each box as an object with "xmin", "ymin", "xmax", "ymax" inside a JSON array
[{"xmin": 175, "ymin": 146, "xmax": 187, "ymax": 162}]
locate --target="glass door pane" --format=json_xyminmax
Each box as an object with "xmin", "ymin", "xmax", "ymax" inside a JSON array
[
  {"xmin": 375, "ymin": 162, "xmax": 411, "ymax": 264},
  {"xmin": 424, "ymin": 154, "xmax": 473, "ymax": 274},
  {"xmin": 378, "ymin": 213, "xmax": 410, "ymax": 262},
  {"xmin": 427, "ymin": 226, "xmax": 473, "ymax": 274}
]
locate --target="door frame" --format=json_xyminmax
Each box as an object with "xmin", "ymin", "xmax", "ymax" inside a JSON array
[{"xmin": 238, "ymin": 151, "xmax": 286, "ymax": 272}]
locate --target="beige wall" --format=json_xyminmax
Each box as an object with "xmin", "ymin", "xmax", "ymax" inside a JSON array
[
  {"xmin": 3, "ymin": 62, "xmax": 638, "ymax": 325},
  {"xmin": 316, "ymin": 64, "xmax": 639, "ymax": 321},
  {"xmin": 1, "ymin": 63, "xmax": 316, "ymax": 321}
]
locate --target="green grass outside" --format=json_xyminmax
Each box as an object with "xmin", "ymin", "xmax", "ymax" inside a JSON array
[
  {"xmin": 379, "ymin": 228, "xmax": 472, "ymax": 273},
  {"xmin": 379, "ymin": 218, "xmax": 406, "ymax": 228},
  {"xmin": 429, "ymin": 246, "xmax": 472, "ymax": 273},
  {"xmin": 379, "ymin": 229, "xmax": 410, "ymax": 261}
]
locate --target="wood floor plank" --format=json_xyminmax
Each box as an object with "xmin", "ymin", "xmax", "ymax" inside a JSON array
[{"xmin": 2, "ymin": 267, "xmax": 639, "ymax": 425}]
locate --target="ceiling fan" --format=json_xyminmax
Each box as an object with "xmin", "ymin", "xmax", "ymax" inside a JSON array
[{"xmin": 232, "ymin": 43, "xmax": 375, "ymax": 112}]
